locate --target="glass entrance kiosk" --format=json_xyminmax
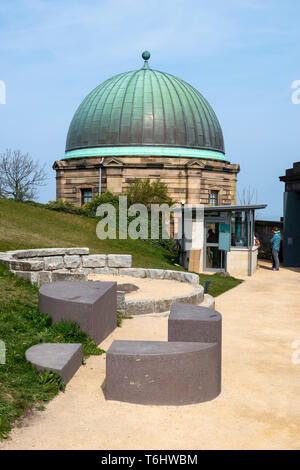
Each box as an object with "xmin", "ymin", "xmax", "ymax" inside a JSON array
[{"xmin": 177, "ymin": 204, "xmax": 266, "ymax": 277}]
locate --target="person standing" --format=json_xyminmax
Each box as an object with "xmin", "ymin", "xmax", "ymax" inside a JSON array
[{"xmin": 270, "ymin": 227, "xmax": 281, "ymax": 271}]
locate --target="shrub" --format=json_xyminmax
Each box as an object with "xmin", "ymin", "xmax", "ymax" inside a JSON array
[
  {"xmin": 82, "ymin": 191, "xmax": 119, "ymax": 217},
  {"xmin": 126, "ymin": 178, "xmax": 173, "ymax": 208},
  {"xmin": 46, "ymin": 200, "xmax": 86, "ymax": 215}
]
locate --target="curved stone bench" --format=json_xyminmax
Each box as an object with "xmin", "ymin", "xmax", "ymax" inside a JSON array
[
  {"xmin": 25, "ymin": 343, "xmax": 82, "ymax": 384},
  {"xmin": 105, "ymin": 340, "xmax": 220, "ymax": 405},
  {"xmin": 39, "ymin": 281, "xmax": 117, "ymax": 344},
  {"xmin": 105, "ymin": 303, "xmax": 222, "ymax": 405}
]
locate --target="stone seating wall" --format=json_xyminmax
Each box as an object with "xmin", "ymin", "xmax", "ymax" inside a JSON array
[
  {"xmin": 0, "ymin": 248, "xmax": 205, "ymax": 315},
  {"xmin": 0, "ymin": 248, "xmax": 131, "ymax": 285}
]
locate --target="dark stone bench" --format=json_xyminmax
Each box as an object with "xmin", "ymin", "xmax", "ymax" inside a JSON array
[
  {"xmin": 25, "ymin": 343, "xmax": 82, "ymax": 384},
  {"xmin": 105, "ymin": 340, "xmax": 220, "ymax": 405},
  {"xmin": 168, "ymin": 302, "xmax": 222, "ymax": 346},
  {"xmin": 39, "ymin": 281, "xmax": 117, "ymax": 344},
  {"xmin": 105, "ymin": 303, "xmax": 222, "ymax": 405}
]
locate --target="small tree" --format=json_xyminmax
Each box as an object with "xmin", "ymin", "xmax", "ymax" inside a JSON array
[
  {"xmin": 0, "ymin": 149, "xmax": 48, "ymax": 201},
  {"xmin": 126, "ymin": 178, "xmax": 173, "ymax": 209},
  {"xmin": 238, "ymin": 185, "xmax": 258, "ymax": 206}
]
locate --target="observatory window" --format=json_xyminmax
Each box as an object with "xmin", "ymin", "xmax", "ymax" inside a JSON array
[
  {"xmin": 209, "ymin": 190, "xmax": 219, "ymax": 206},
  {"xmin": 81, "ymin": 188, "xmax": 92, "ymax": 205}
]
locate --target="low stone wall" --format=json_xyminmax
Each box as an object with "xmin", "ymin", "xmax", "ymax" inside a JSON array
[
  {"xmin": 0, "ymin": 248, "xmax": 204, "ymax": 315},
  {"xmin": 0, "ymin": 248, "xmax": 132, "ymax": 286},
  {"xmin": 110, "ymin": 268, "xmax": 202, "ymax": 315}
]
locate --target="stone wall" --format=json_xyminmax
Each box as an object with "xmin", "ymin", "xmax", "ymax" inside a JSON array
[
  {"xmin": 114, "ymin": 268, "xmax": 203, "ymax": 315},
  {"xmin": 0, "ymin": 248, "xmax": 132, "ymax": 286},
  {"xmin": 0, "ymin": 248, "xmax": 204, "ymax": 315},
  {"xmin": 53, "ymin": 155, "xmax": 239, "ymax": 207}
]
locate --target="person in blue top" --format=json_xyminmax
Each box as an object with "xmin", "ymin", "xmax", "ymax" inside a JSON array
[{"xmin": 270, "ymin": 227, "xmax": 281, "ymax": 271}]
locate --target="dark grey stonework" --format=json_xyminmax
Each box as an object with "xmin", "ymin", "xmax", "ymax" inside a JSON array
[
  {"xmin": 39, "ymin": 281, "xmax": 117, "ymax": 344},
  {"xmin": 105, "ymin": 302, "xmax": 222, "ymax": 406},
  {"xmin": 105, "ymin": 340, "xmax": 220, "ymax": 405},
  {"xmin": 25, "ymin": 343, "xmax": 82, "ymax": 384},
  {"xmin": 168, "ymin": 302, "xmax": 222, "ymax": 346}
]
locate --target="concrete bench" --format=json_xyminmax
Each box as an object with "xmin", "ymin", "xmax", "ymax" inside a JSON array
[
  {"xmin": 105, "ymin": 340, "xmax": 220, "ymax": 405},
  {"xmin": 25, "ymin": 343, "xmax": 82, "ymax": 384},
  {"xmin": 168, "ymin": 302, "xmax": 222, "ymax": 346},
  {"xmin": 105, "ymin": 302, "xmax": 222, "ymax": 405},
  {"xmin": 39, "ymin": 281, "xmax": 117, "ymax": 344}
]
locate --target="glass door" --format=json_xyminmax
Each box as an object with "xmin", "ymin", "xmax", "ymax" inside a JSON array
[{"xmin": 204, "ymin": 221, "xmax": 226, "ymax": 272}]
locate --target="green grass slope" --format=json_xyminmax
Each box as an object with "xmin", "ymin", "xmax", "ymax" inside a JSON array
[
  {"xmin": 0, "ymin": 198, "xmax": 177, "ymax": 269},
  {"xmin": 0, "ymin": 198, "xmax": 243, "ymax": 297}
]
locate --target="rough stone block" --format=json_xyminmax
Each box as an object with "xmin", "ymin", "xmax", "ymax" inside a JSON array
[
  {"xmin": 183, "ymin": 272, "xmax": 200, "ymax": 285},
  {"xmin": 65, "ymin": 248, "xmax": 89, "ymax": 255},
  {"xmin": 202, "ymin": 294, "xmax": 216, "ymax": 310},
  {"xmin": 38, "ymin": 271, "xmax": 52, "ymax": 286},
  {"xmin": 118, "ymin": 268, "xmax": 146, "ymax": 278},
  {"xmin": 82, "ymin": 255, "xmax": 107, "ymax": 268},
  {"xmin": 117, "ymin": 291, "xmax": 126, "ymax": 314},
  {"xmin": 64, "ymin": 255, "xmax": 81, "ymax": 269},
  {"xmin": 51, "ymin": 271, "xmax": 86, "ymax": 282},
  {"xmin": 154, "ymin": 298, "xmax": 172, "ymax": 313},
  {"xmin": 25, "ymin": 343, "xmax": 82, "ymax": 384},
  {"xmin": 125, "ymin": 299, "xmax": 155, "ymax": 315},
  {"xmin": 13, "ymin": 270, "xmax": 39, "ymax": 284},
  {"xmin": 81, "ymin": 268, "xmax": 92, "ymax": 275},
  {"xmin": 9, "ymin": 259, "xmax": 44, "ymax": 271},
  {"xmin": 12, "ymin": 248, "xmax": 67, "ymax": 258},
  {"xmin": 163, "ymin": 270, "xmax": 182, "ymax": 281},
  {"xmin": 146, "ymin": 269, "xmax": 165, "ymax": 279},
  {"xmin": 107, "ymin": 255, "xmax": 132, "ymax": 268},
  {"xmin": 93, "ymin": 267, "xmax": 118, "ymax": 275},
  {"xmin": 44, "ymin": 256, "xmax": 64, "ymax": 271},
  {"xmin": 39, "ymin": 281, "xmax": 117, "ymax": 344}
]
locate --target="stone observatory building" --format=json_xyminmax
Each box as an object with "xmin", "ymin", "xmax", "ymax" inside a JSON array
[{"xmin": 53, "ymin": 51, "xmax": 240, "ymax": 206}]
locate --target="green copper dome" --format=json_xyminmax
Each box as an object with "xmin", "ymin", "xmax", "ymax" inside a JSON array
[{"xmin": 65, "ymin": 52, "xmax": 225, "ymax": 160}]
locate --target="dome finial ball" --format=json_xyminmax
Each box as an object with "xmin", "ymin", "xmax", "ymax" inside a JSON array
[{"xmin": 142, "ymin": 51, "xmax": 150, "ymax": 61}]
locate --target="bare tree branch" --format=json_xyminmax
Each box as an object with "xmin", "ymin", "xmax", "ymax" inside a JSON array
[
  {"xmin": 238, "ymin": 185, "xmax": 258, "ymax": 206},
  {"xmin": 0, "ymin": 149, "xmax": 48, "ymax": 201}
]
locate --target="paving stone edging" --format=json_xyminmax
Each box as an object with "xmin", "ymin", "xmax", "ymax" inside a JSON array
[
  {"xmin": 0, "ymin": 248, "xmax": 204, "ymax": 315},
  {"xmin": 112, "ymin": 268, "xmax": 203, "ymax": 315}
]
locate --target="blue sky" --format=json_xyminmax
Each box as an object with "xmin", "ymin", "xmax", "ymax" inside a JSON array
[{"xmin": 1, "ymin": 0, "xmax": 300, "ymax": 220}]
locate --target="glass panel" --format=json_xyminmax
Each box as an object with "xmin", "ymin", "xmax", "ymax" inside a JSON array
[
  {"xmin": 231, "ymin": 211, "xmax": 249, "ymax": 247},
  {"xmin": 209, "ymin": 191, "xmax": 219, "ymax": 206},
  {"xmin": 82, "ymin": 189, "xmax": 92, "ymax": 205},
  {"xmin": 206, "ymin": 223, "xmax": 219, "ymax": 244},
  {"xmin": 206, "ymin": 246, "xmax": 224, "ymax": 269}
]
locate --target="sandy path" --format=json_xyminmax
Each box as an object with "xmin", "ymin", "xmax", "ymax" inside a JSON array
[
  {"xmin": 87, "ymin": 273, "xmax": 195, "ymax": 300},
  {"xmin": 1, "ymin": 261, "xmax": 300, "ymax": 450}
]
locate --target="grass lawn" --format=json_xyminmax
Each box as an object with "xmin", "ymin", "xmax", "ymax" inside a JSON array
[{"xmin": 0, "ymin": 197, "xmax": 243, "ymax": 439}]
